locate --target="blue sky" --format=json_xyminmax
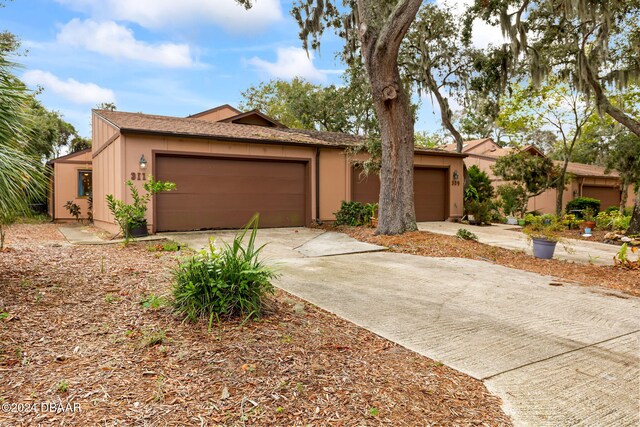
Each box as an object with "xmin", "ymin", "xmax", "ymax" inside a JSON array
[{"xmin": 1, "ymin": 0, "xmax": 504, "ymax": 138}]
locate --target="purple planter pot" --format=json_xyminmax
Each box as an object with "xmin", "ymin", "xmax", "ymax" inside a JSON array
[{"xmin": 532, "ymin": 238, "xmax": 557, "ymax": 259}]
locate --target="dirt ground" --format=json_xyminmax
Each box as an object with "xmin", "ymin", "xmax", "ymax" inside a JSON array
[
  {"xmin": 0, "ymin": 224, "xmax": 510, "ymax": 426},
  {"xmin": 331, "ymin": 226, "xmax": 640, "ymax": 298}
]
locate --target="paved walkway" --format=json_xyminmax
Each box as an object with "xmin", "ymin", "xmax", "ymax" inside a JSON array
[
  {"xmin": 418, "ymin": 221, "xmax": 621, "ymax": 266},
  {"xmin": 171, "ymin": 227, "xmax": 640, "ymax": 426},
  {"xmin": 58, "ymin": 224, "xmax": 165, "ymax": 245}
]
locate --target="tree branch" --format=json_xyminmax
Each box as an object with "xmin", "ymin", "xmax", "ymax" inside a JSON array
[
  {"xmin": 580, "ymin": 50, "xmax": 640, "ymax": 137},
  {"xmin": 374, "ymin": 0, "xmax": 422, "ymax": 60}
]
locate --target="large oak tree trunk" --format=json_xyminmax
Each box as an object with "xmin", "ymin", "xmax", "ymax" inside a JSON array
[
  {"xmin": 370, "ymin": 70, "xmax": 417, "ymax": 234},
  {"xmin": 357, "ymin": 0, "xmax": 422, "ymax": 235}
]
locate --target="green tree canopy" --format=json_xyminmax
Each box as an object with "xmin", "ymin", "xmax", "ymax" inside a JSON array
[
  {"xmin": 473, "ymin": 0, "xmax": 640, "ymax": 136},
  {"xmin": 497, "ymin": 77, "xmax": 594, "ymax": 214},
  {"xmin": 492, "ymin": 151, "xmax": 561, "ymax": 214}
]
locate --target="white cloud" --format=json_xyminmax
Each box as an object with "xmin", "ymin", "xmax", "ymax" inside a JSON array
[
  {"xmin": 57, "ymin": 19, "xmax": 195, "ymax": 68},
  {"xmin": 247, "ymin": 47, "xmax": 342, "ymax": 83},
  {"xmin": 55, "ymin": 0, "xmax": 282, "ymax": 33},
  {"xmin": 22, "ymin": 70, "xmax": 115, "ymax": 105}
]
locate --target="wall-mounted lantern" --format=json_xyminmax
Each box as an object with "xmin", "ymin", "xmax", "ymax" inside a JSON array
[
  {"xmin": 451, "ymin": 170, "xmax": 460, "ymax": 186},
  {"xmin": 139, "ymin": 154, "xmax": 147, "ymax": 170}
]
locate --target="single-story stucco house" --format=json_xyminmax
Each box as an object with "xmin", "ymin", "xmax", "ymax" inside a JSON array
[
  {"xmin": 47, "ymin": 148, "xmax": 92, "ymax": 220},
  {"xmin": 46, "ymin": 105, "xmax": 466, "ymax": 232},
  {"xmin": 442, "ymin": 138, "xmax": 636, "ymax": 213}
]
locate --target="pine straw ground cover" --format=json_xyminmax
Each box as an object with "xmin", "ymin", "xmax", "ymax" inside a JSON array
[
  {"xmin": 332, "ymin": 226, "xmax": 640, "ymax": 297},
  {"xmin": 0, "ymin": 224, "xmax": 510, "ymax": 426}
]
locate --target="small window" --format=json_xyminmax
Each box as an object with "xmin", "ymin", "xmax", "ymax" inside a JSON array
[{"xmin": 78, "ymin": 170, "xmax": 92, "ymax": 197}]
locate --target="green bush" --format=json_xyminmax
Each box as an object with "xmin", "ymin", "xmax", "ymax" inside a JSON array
[
  {"xmin": 171, "ymin": 215, "xmax": 277, "ymax": 322},
  {"xmin": 560, "ymin": 213, "xmax": 580, "ymax": 229},
  {"xmin": 565, "ymin": 197, "xmax": 601, "ymax": 217},
  {"xmin": 466, "ymin": 199, "xmax": 492, "ymax": 225},
  {"xmin": 524, "ymin": 213, "xmax": 537, "ymax": 225},
  {"xmin": 595, "ymin": 211, "xmax": 612, "ymax": 230},
  {"xmin": 464, "ymin": 185, "xmax": 479, "ymax": 202},
  {"xmin": 596, "ymin": 211, "xmax": 631, "ymax": 231},
  {"xmin": 467, "ymin": 165, "xmax": 494, "ymax": 202},
  {"xmin": 334, "ymin": 201, "xmax": 377, "ymax": 226},
  {"xmin": 610, "ymin": 206, "xmax": 634, "ymax": 216}
]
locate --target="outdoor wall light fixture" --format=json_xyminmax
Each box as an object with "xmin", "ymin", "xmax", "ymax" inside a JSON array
[
  {"xmin": 139, "ymin": 154, "xmax": 147, "ymax": 170},
  {"xmin": 453, "ymin": 170, "xmax": 459, "ymax": 181}
]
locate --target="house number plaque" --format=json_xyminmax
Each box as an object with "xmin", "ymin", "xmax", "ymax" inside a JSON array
[{"xmin": 130, "ymin": 172, "xmax": 146, "ymax": 181}]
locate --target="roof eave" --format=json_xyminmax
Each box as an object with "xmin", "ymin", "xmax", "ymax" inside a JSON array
[{"xmin": 118, "ymin": 128, "xmax": 348, "ymax": 149}]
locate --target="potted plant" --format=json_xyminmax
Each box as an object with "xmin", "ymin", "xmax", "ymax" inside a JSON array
[
  {"xmin": 367, "ymin": 203, "xmax": 378, "ymax": 228},
  {"xmin": 522, "ymin": 215, "xmax": 565, "ymax": 259},
  {"xmin": 583, "ymin": 207, "xmax": 596, "ymax": 232},
  {"xmin": 106, "ymin": 177, "xmax": 176, "ymax": 240}
]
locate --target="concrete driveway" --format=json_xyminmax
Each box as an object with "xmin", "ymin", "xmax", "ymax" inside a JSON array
[{"xmin": 166, "ymin": 228, "xmax": 640, "ymax": 427}]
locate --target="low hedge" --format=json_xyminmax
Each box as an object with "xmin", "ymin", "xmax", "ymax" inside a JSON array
[{"xmin": 566, "ymin": 197, "xmax": 601, "ymax": 217}]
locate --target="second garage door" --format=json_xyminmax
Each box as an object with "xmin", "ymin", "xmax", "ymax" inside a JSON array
[
  {"xmin": 155, "ymin": 155, "xmax": 308, "ymax": 231},
  {"xmin": 582, "ymin": 186, "xmax": 621, "ymax": 211},
  {"xmin": 352, "ymin": 166, "xmax": 448, "ymax": 221}
]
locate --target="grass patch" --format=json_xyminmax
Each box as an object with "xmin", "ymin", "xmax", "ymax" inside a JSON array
[
  {"xmin": 139, "ymin": 294, "xmax": 168, "ymax": 309},
  {"xmin": 147, "ymin": 240, "xmax": 182, "ymax": 252}
]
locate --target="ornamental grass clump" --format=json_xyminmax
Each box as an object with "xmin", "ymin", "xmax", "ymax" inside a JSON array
[{"xmin": 171, "ymin": 215, "xmax": 276, "ymax": 322}]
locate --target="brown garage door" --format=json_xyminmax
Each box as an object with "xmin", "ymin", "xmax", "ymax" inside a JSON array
[
  {"xmin": 155, "ymin": 155, "xmax": 307, "ymax": 231},
  {"xmin": 352, "ymin": 166, "xmax": 448, "ymax": 221},
  {"xmin": 582, "ymin": 186, "xmax": 621, "ymax": 211}
]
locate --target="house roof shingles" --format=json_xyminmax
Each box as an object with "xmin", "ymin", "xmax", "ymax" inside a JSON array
[
  {"xmin": 94, "ymin": 109, "xmax": 465, "ymax": 157},
  {"xmin": 441, "ymin": 137, "xmax": 619, "ymax": 179},
  {"xmin": 563, "ymin": 161, "xmax": 619, "ymax": 178}
]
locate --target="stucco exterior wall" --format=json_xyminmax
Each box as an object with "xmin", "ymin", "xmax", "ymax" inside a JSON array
[
  {"xmin": 463, "ymin": 156, "xmax": 634, "ymax": 214},
  {"xmin": 343, "ymin": 151, "xmax": 465, "ymax": 221},
  {"xmin": 415, "ymin": 153, "xmax": 465, "ymax": 219},
  {"xmin": 116, "ymin": 134, "xmax": 318, "ymax": 232},
  {"xmin": 318, "ymin": 148, "xmax": 349, "ymax": 221},
  {"xmin": 49, "ymin": 150, "xmax": 92, "ymax": 220}
]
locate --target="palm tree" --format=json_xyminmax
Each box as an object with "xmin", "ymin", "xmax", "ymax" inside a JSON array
[{"xmin": 0, "ymin": 56, "xmax": 46, "ymax": 247}]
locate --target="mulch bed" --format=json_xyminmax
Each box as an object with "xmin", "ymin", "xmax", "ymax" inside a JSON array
[
  {"xmin": 330, "ymin": 225, "xmax": 640, "ymax": 298},
  {"xmin": 0, "ymin": 224, "xmax": 510, "ymax": 426}
]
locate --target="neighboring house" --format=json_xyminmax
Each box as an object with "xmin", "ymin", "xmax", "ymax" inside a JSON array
[
  {"xmin": 442, "ymin": 138, "xmax": 636, "ymax": 213},
  {"xmin": 88, "ymin": 105, "xmax": 466, "ymax": 234},
  {"xmin": 47, "ymin": 148, "xmax": 92, "ymax": 220}
]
